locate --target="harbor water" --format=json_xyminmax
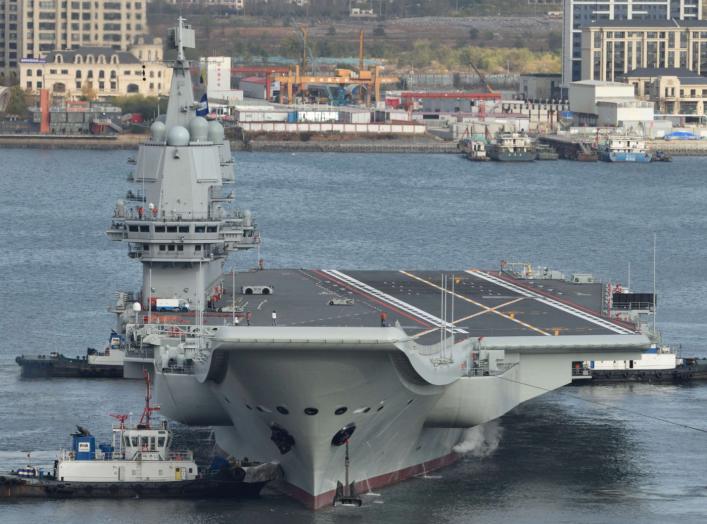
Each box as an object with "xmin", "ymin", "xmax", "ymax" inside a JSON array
[{"xmin": 1, "ymin": 150, "xmax": 707, "ymax": 523}]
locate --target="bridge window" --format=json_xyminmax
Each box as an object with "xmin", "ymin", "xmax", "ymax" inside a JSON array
[
  {"xmin": 178, "ymin": 225, "xmax": 189, "ymax": 233},
  {"xmin": 207, "ymin": 226, "xmax": 217, "ymax": 233},
  {"xmin": 195, "ymin": 226, "xmax": 205, "ymax": 233},
  {"xmin": 167, "ymin": 226, "xmax": 177, "ymax": 233},
  {"xmin": 139, "ymin": 225, "xmax": 148, "ymax": 232},
  {"xmin": 168, "ymin": 245, "xmax": 175, "ymax": 251},
  {"xmin": 154, "ymin": 226, "xmax": 165, "ymax": 232},
  {"xmin": 128, "ymin": 225, "xmax": 138, "ymax": 232}
]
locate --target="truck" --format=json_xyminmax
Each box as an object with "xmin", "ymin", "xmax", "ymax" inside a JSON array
[{"xmin": 154, "ymin": 298, "xmax": 190, "ymax": 312}]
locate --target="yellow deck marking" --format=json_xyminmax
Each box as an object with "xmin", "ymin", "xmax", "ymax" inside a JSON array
[
  {"xmin": 413, "ymin": 297, "xmax": 526, "ymax": 338},
  {"xmin": 400, "ymin": 270, "xmax": 552, "ymax": 337}
]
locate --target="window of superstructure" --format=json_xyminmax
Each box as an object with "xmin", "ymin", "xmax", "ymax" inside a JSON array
[
  {"xmin": 154, "ymin": 225, "xmax": 165, "ymax": 232},
  {"xmin": 168, "ymin": 245, "xmax": 175, "ymax": 251},
  {"xmin": 195, "ymin": 245, "xmax": 201, "ymax": 251},
  {"xmin": 128, "ymin": 225, "xmax": 138, "ymax": 232},
  {"xmin": 177, "ymin": 245, "xmax": 184, "ymax": 251},
  {"xmin": 157, "ymin": 436, "xmax": 165, "ymax": 447},
  {"xmin": 139, "ymin": 225, "xmax": 148, "ymax": 232},
  {"xmin": 178, "ymin": 226, "xmax": 189, "ymax": 233},
  {"xmin": 195, "ymin": 226, "xmax": 205, "ymax": 233},
  {"xmin": 207, "ymin": 226, "xmax": 217, "ymax": 233},
  {"xmin": 167, "ymin": 226, "xmax": 177, "ymax": 233}
]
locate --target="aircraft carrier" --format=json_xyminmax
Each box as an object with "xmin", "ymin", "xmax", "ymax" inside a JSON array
[{"xmin": 106, "ymin": 20, "xmax": 651, "ymax": 509}]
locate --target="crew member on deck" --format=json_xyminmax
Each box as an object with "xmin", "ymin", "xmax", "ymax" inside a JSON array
[
  {"xmin": 380, "ymin": 311, "xmax": 387, "ymax": 327},
  {"xmin": 272, "ymin": 310, "xmax": 277, "ymax": 326}
]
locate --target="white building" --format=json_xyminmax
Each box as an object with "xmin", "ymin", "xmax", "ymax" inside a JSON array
[
  {"xmin": 200, "ymin": 56, "xmax": 243, "ymax": 103},
  {"xmin": 1, "ymin": 0, "xmax": 149, "ymax": 84},
  {"xmin": 569, "ymin": 79, "xmax": 654, "ymax": 126},
  {"xmin": 562, "ymin": 0, "xmax": 702, "ymax": 85}
]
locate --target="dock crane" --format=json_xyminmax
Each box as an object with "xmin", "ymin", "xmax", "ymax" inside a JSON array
[
  {"xmin": 467, "ymin": 60, "xmax": 494, "ymax": 120},
  {"xmin": 273, "ymin": 28, "xmax": 398, "ymax": 106}
]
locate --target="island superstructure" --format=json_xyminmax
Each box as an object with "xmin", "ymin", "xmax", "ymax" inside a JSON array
[
  {"xmin": 107, "ymin": 19, "xmax": 652, "ymax": 509},
  {"xmin": 106, "ymin": 19, "xmax": 258, "ymax": 347}
]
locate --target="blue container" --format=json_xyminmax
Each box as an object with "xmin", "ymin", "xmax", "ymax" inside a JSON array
[
  {"xmin": 72, "ymin": 435, "xmax": 96, "ymax": 460},
  {"xmin": 287, "ymin": 111, "xmax": 298, "ymax": 123},
  {"xmin": 99, "ymin": 443, "xmax": 114, "ymax": 459}
]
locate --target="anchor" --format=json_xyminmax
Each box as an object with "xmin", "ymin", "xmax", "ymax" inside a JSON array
[{"xmin": 331, "ymin": 424, "xmax": 362, "ymax": 507}]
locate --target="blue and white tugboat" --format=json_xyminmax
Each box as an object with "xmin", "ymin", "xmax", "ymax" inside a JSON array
[
  {"xmin": 0, "ymin": 371, "xmax": 280, "ymax": 499},
  {"xmin": 598, "ymin": 135, "xmax": 652, "ymax": 162}
]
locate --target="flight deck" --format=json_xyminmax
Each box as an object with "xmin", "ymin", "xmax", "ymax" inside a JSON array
[{"xmin": 151, "ymin": 269, "xmax": 636, "ymax": 345}]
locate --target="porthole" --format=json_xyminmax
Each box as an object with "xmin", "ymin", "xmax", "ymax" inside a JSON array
[
  {"xmin": 245, "ymin": 404, "xmax": 253, "ymax": 410},
  {"xmin": 377, "ymin": 403, "xmax": 384, "ymax": 412},
  {"xmin": 407, "ymin": 399, "xmax": 414, "ymax": 405},
  {"xmin": 256, "ymin": 405, "xmax": 272, "ymax": 413},
  {"xmin": 334, "ymin": 406, "xmax": 348, "ymax": 416},
  {"xmin": 304, "ymin": 407, "xmax": 318, "ymax": 416},
  {"xmin": 353, "ymin": 407, "xmax": 370, "ymax": 414},
  {"xmin": 276, "ymin": 406, "xmax": 290, "ymax": 415}
]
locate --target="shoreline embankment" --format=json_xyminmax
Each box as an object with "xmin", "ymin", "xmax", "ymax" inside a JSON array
[{"xmin": 1, "ymin": 133, "xmax": 707, "ymax": 155}]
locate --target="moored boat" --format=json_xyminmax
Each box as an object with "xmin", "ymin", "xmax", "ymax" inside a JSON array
[
  {"xmin": 15, "ymin": 332, "xmax": 125, "ymax": 378},
  {"xmin": 487, "ymin": 132, "xmax": 536, "ymax": 162},
  {"xmin": 535, "ymin": 143, "xmax": 559, "ymax": 160},
  {"xmin": 572, "ymin": 345, "xmax": 707, "ymax": 384},
  {"xmin": 598, "ymin": 136, "xmax": 652, "ymax": 162}
]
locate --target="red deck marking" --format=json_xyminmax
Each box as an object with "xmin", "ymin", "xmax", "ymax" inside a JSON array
[{"xmin": 310, "ymin": 269, "xmax": 434, "ymax": 329}]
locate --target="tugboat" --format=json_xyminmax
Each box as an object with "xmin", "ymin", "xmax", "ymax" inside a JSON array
[
  {"xmin": 598, "ymin": 136, "xmax": 652, "ymax": 162},
  {"xmin": 15, "ymin": 331, "xmax": 125, "ymax": 378},
  {"xmin": 466, "ymin": 140, "xmax": 489, "ymax": 161},
  {"xmin": 459, "ymin": 137, "xmax": 489, "ymax": 161},
  {"xmin": 487, "ymin": 131, "xmax": 536, "ymax": 162},
  {"xmin": 572, "ymin": 345, "xmax": 707, "ymax": 384},
  {"xmin": 652, "ymin": 150, "xmax": 672, "ymax": 162},
  {"xmin": 0, "ymin": 371, "xmax": 280, "ymax": 498},
  {"xmin": 535, "ymin": 143, "xmax": 559, "ymax": 160}
]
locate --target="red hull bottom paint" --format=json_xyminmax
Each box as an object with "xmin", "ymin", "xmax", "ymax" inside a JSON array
[{"xmin": 279, "ymin": 452, "xmax": 461, "ymax": 510}]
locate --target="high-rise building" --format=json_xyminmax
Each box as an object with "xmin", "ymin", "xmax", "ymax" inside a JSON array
[
  {"xmin": 1, "ymin": 0, "xmax": 148, "ymax": 85},
  {"xmin": 563, "ymin": 0, "xmax": 703, "ymax": 84},
  {"xmin": 581, "ymin": 19, "xmax": 707, "ymax": 82}
]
